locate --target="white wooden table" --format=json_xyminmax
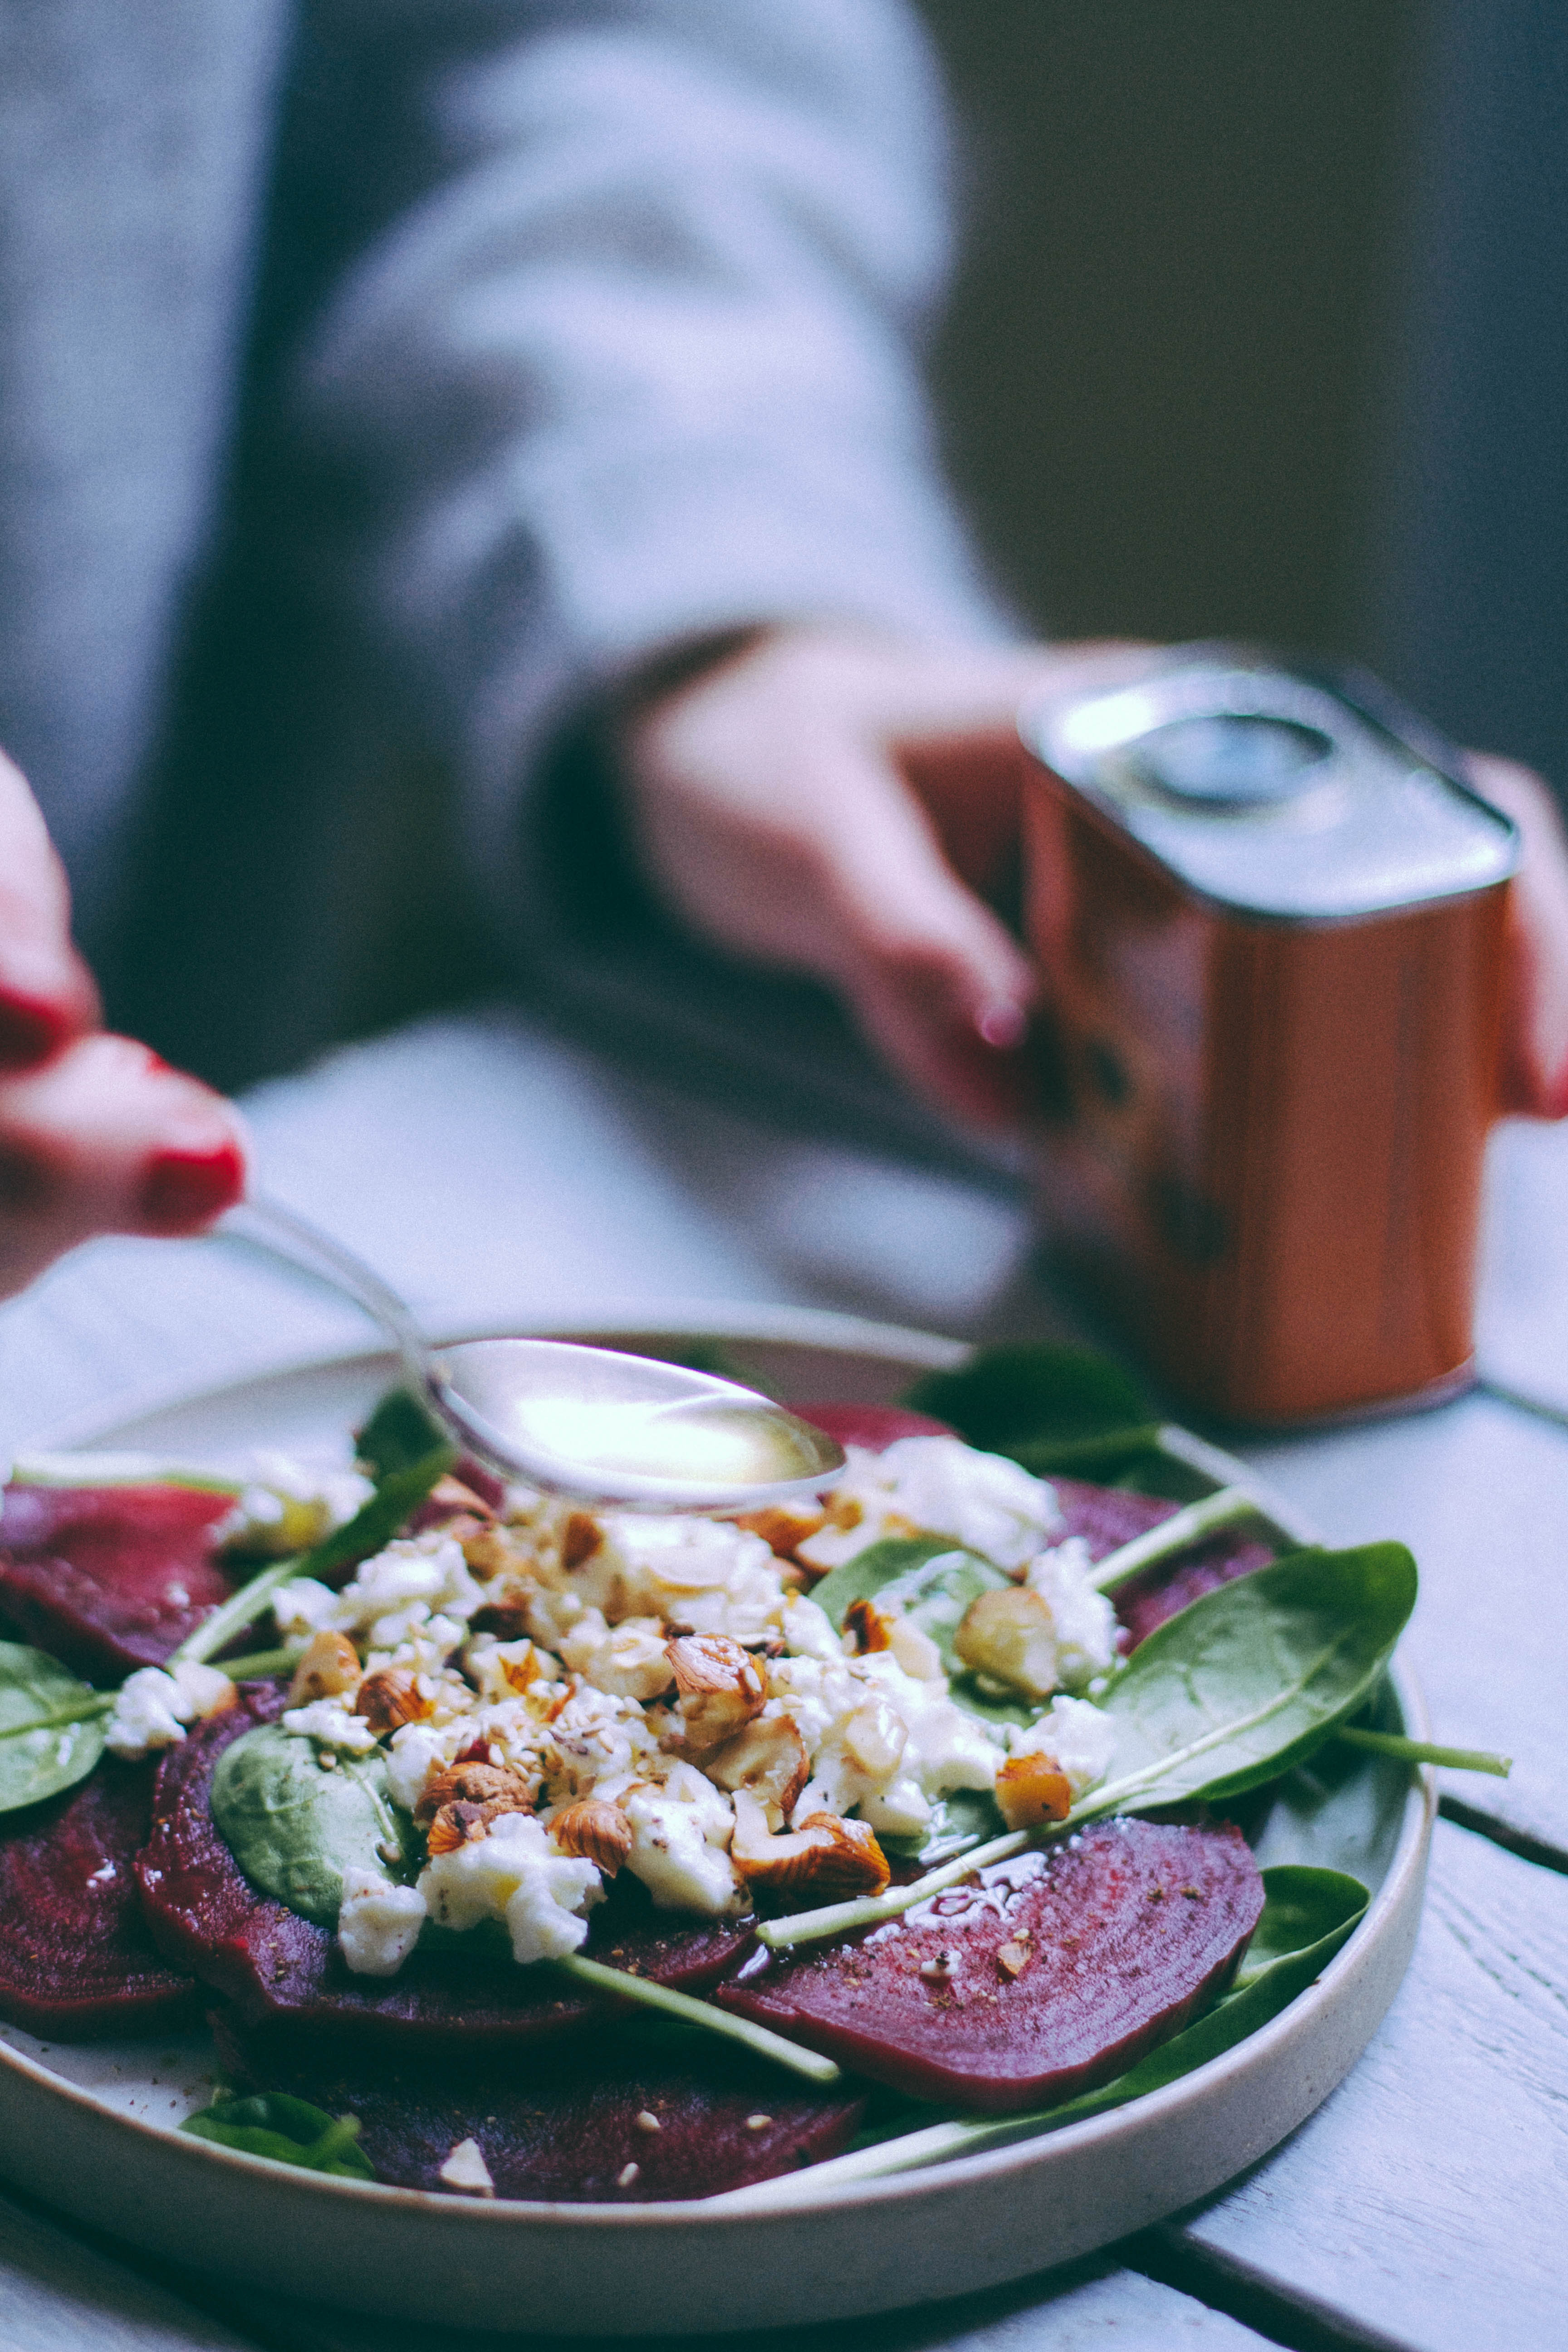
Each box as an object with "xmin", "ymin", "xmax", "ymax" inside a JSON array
[{"xmin": 0, "ymin": 1004, "xmax": 1562, "ymax": 2352}]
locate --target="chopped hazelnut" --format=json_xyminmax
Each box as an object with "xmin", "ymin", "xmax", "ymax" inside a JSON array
[
  {"xmin": 701, "ymin": 1715, "xmax": 809, "ymax": 1830},
  {"xmin": 287, "ymin": 1630, "xmax": 362, "ymax": 1709},
  {"xmin": 729, "ymin": 1790, "xmax": 890, "ymax": 1900},
  {"xmin": 954, "ymin": 1588, "xmax": 1058, "ymax": 1700},
  {"xmin": 549, "ymin": 1796, "xmax": 634, "ymax": 1874},
  {"xmin": 353, "ymin": 1667, "xmax": 432, "ymax": 1735},
  {"xmin": 994, "ymin": 1752, "xmax": 1073, "ymax": 1831},
  {"xmin": 416, "ymin": 1760, "xmax": 535, "ymax": 1826},
  {"xmin": 666, "ymin": 1632, "xmax": 766, "ymax": 1752}
]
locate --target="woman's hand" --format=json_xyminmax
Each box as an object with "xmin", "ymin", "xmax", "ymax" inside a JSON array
[
  {"xmin": 1465, "ymin": 753, "xmax": 1568, "ymax": 1119},
  {"xmin": 624, "ymin": 629, "xmax": 1568, "ymax": 1130},
  {"xmin": 622, "ymin": 628, "xmax": 1143, "ymax": 1126},
  {"xmin": 0, "ymin": 749, "xmax": 247, "ymax": 1302}
]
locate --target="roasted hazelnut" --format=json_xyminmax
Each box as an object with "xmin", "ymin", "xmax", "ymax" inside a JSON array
[
  {"xmin": 730, "ymin": 1503, "xmax": 828, "ymax": 1558},
  {"xmin": 549, "ymin": 1797, "xmax": 634, "ymax": 1874},
  {"xmin": 352, "ymin": 1668, "xmax": 434, "ymax": 1735},
  {"xmin": 287, "ymin": 1630, "xmax": 362, "ymax": 1708},
  {"xmin": 994, "ymin": 1752, "xmax": 1073, "ymax": 1830},
  {"xmin": 666, "ymin": 1633, "xmax": 766, "ymax": 1752},
  {"xmin": 415, "ymin": 1760, "xmax": 535, "ymax": 1826},
  {"xmin": 702, "ymin": 1716, "xmax": 810, "ymax": 1830},
  {"xmin": 954, "ymin": 1588, "xmax": 1058, "ymax": 1700},
  {"xmin": 729, "ymin": 1791, "xmax": 890, "ymax": 1900}
]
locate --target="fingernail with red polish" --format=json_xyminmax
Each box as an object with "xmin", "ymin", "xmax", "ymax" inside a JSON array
[{"xmin": 139, "ymin": 1140, "xmax": 246, "ymax": 1230}]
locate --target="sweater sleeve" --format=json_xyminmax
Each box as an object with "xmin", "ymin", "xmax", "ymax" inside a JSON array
[{"xmin": 271, "ymin": 0, "xmax": 1009, "ymax": 911}]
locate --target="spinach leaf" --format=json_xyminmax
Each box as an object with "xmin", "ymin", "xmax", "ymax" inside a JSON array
[
  {"xmin": 181, "ymin": 2093, "xmax": 373, "ymax": 2179},
  {"xmin": 810, "ymin": 1538, "xmax": 1009, "ymax": 1674},
  {"xmin": 879, "ymin": 1786, "xmax": 1005, "ymax": 1869},
  {"xmin": 210, "ymin": 1724, "xmax": 417, "ymax": 1925},
  {"xmin": 0, "ymin": 1643, "xmax": 105, "ymax": 1812},
  {"xmin": 1088, "ymin": 1543, "xmax": 1417, "ymax": 1814},
  {"xmin": 808, "ymin": 1537, "xmax": 1032, "ymax": 1725},
  {"xmin": 904, "ymin": 1344, "xmax": 1150, "ymax": 1467},
  {"xmin": 355, "ymin": 1389, "xmax": 448, "ymax": 1480}
]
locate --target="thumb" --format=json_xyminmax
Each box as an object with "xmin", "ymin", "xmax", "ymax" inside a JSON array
[
  {"xmin": 811, "ymin": 745, "xmax": 1038, "ymax": 1127},
  {"xmin": 0, "ymin": 748, "xmax": 100, "ymax": 1069},
  {"xmin": 0, "ymin": 1035, "xmax": 248, "ymax": 1301}
]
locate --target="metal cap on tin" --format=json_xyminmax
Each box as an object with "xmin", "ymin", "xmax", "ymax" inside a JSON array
[{"xmin": 1021, "ymin": 649, "xmax": 1518, "ymax": 919}]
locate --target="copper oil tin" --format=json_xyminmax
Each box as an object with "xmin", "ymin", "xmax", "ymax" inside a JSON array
[{"xmin": 1019, "ymin": 649, "xmax": 1518, "ymax": 1426}]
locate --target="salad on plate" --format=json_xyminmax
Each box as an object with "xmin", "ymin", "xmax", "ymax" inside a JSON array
[{"xmin": 0, "ymin": 1345, "xmax": 1486, "ymax": 2204}]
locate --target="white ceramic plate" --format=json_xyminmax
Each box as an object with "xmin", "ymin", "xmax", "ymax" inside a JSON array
[{"xmin": 0, "ymin": 1310, "xmax": 1433, "ymax": 2336}]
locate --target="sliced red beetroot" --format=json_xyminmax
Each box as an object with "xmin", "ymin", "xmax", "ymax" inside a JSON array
[
  {"xmin": 792, "ymin": 1402, "xmax": 955, "ymax": 1452},
  {"xmin": 1051, "ymin": 1478, "xmax": 1275, "ymax": 1650},
  {"xmin": 718, "ymin": 1818, "xmax": 1263, "ymax": 2116},
  {"xmin": 0, "ymin": 1484, "xmax": 237, "ymax": 1681},
  {"xmin": 0, "ymin": 1758, "xmax": 196, "ymax": 2038},
  {"xmin": 138, "ymin": 1692, "xmax": 753, "ymax": 2048},
  {"xmin": 210, "ymin": 2008, "xmax": 865, "ymax": 2203}
]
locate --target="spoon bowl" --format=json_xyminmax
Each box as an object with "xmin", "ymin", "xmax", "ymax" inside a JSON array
[{"xmin": 223, "ymin": 1197, "xmax": 845, "ymax": 1510}]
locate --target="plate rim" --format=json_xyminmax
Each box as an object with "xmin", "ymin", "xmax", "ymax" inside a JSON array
[{"xmin": 0, "ymin": 1312, "xmax": 1433, "ymax": 2293}]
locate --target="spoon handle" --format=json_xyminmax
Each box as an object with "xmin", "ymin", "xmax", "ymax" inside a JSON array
[{"xmin": 222, "ymin": 1192, "xmax": 437, "ymax": 1406}]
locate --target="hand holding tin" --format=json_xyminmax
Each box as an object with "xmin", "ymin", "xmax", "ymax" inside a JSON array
[
  {"xmin": 1465, "ymin": 752, "xmax": 1568, "ymax": 1121},
  {"xmin": 622, "ymin": 627, "xmax": 1147, "ymax": 1128}
]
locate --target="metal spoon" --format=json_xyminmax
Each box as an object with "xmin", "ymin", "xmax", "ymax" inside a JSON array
[{"xmin": 222, "ymin": 1195, "xmax": 844, "ymax": 1512}]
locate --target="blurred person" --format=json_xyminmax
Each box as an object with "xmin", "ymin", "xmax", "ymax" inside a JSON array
[{"xmin": 2, "ymin": 1, "xmax": 1567, "ymax": 1306}]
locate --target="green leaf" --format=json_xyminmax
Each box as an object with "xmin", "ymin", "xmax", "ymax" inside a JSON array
[
  {"xmin": 354, "ymin": 1389, "xmax": 449, "ymax": 1480},
  {"xmin": 210, "ymin": 1724, "xmax": 417, "ymax": 1926},
  {"xmin": 1089, "ymin": 1543, "xmax": 1418, "ymax": 1814},
  {"xmin": 904, "ymin": 1344, "xmax": 1149, "ymax": 1460},
  {"xmin": 809, "ymin": 1538, "xmax": 1010, "ymax": 1677},
  {"xmin": 879, "ymin": 1786, "xmax": 1004, "ymax": 1869},
  {"xmin": 0, "ymin": 1642, "xmax": 105, "ymax": 1813},
  {"xmin": 181, "ymin": 2093, "xmax": 374, "ymax": 2178},
  {"xmin": 174, "ymin": 1441, "xmax": 456, "ymax": 1667},
  {"xmin": 808, "ymin": 1536, "xmax": 1034, "ymax": 1725}
]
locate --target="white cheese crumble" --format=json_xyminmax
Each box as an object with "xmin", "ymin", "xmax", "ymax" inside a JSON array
[
  {"xmin": 438, "ymin": 2138, "xmax": 495, "ymax": 2196},
  {"xmin": 1009, "ymin": 1695, "xmax": 1117, "ymax": 1800},
  {"xmin": 619, "ymin": 1768, "xmax": 746, "ymax": 1916},
  {"xmin": 1023, "ymin": 1537, "xmax": 1120, "ymax": 1687},
  {"xmin": 217, "ymin": 1452, "xmax": 374, "ymax": 1557},
  {"xmin": 279, "ymin": 1697, "xmax": 380, "ymax": 1755},
  {"xmin": 417, "ymin": 1812, "xmax": 603, "ymax": 1965},
  {"xmin": 338, "ymin": 1866, "xmax": 427, "ymax": 1976},
  {"xmin": 103, "ymin": 1660, "xmax": 236, "ymax": 1760},
  {"xmin": 796, "ymin": 1436, "xmax": 1063, "ymax": 1576},
  {"xmin": 272, "ymin": 1534, "xmax": 485, "ymax": 1650}
]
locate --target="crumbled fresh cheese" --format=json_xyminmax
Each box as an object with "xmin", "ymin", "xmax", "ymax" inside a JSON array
[
  {"xmin": 1009, "ymin": 1695, "xmax": 1117, "ymax": 1801},
  {"xmin": 438, "ymin": 2138, "xmax": 495, "ymax": 2196},
  {"xmin": 417, "ymin": 1812, "xmax": 603, "ymax": 1964},
  {"xmin": 103, "ymin": 1659, "xmax": 236, "ymax": 1760},
  {"xmin": 217, "ymin": 1451, "xmax": 374, "ymax": 1557},
  {"xmin": 337, "ymin": 1866, "xmax": 427, "ymax": 1976},
  {"xmin": 1023, "ymin": 1538, "xmax": 1120, "ymax": 1686},
  {"xmin": 273, "ymin": 1534, "xmax": 485, "ymax": 1650},
  {"xmin": 573, "ymin": 1515, "xmax": 789, "ymax": 1643},
  {"xmin": 796, "ymin": 1437, "xmax": 1063, "ymax": 1576},
  {"xmin": 620, "ymin": 1770, "xmax": 745, "ymax": 1916},
  {"xmin": 280, "ymin": 1697, "xmax": 380, "ymax": 1754},
  {"xmin": 769, "ymin": 1648, "xmax": 1000, "ymax": 1837}
]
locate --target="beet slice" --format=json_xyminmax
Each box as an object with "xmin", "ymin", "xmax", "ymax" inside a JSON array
[
  {"xmin": 718, "ymin": 1818, "xmax": 1263, "ymax": 2115},
  {"xmin": 1051, "ymin": 1478, "xmax": 1275, "ymax": 1651},
  {"xmin": 792, "ymin": 1402, "xmax": 955, "ymax": 1452},
  {"xmin": 138, "ymin": 1691, "xmax": 754, "ymax": 2048},
  {"xmin": 0, "ymin": 1757, "xmax": 196, "ymax": 2038},
  {"xmin": 0, "ymin": 1483, "xmax": 238, "ymax": 1681},
  {"xmin": 210, "ymin": 2007, "xmax": 866, "ymax": 2203}
]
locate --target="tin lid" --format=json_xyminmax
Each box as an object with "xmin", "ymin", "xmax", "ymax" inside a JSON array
[{"xmin": 1020, "ymin": 655, "xmax": 1518, "ymax": 918}]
